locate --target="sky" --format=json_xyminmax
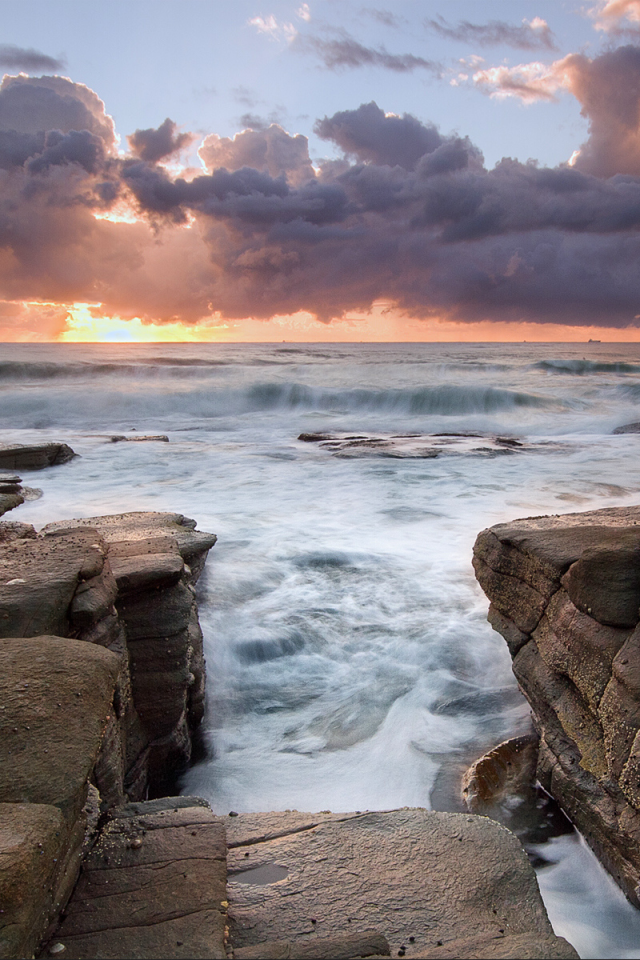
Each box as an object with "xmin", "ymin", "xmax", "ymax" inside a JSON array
[{"xmin": 4, "ymin": 0, "xmax": 640, "ymax": 341}]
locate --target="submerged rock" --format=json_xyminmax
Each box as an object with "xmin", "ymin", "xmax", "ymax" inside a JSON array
[
  {"xmin": 109, "ymin": 434, "xmax": 169, "ymax": 442},
  {"xmin": 298, "ymin": 431, "xmax": 534, "ymax": 459},
  {"xmin": 473, "ymin": 505, "xmax": 640, "ymax": 905}
]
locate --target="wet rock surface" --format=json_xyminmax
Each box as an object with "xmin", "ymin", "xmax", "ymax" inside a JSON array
[
  {"xmin": 0, "ymin": 442, "xmax": 76, "ymax": 470},
  {"xmin": 225, "ymin": 809, "xmax": 577, "ymax": 959},
  {"xmin": 298, "ymin": 431, "xmax": 541, "ymax": 459},
  {"xmin": 473, "ymin": 505, "xmax": 640, "ymax": 905}
]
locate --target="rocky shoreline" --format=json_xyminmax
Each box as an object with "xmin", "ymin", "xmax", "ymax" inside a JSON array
[
  {"xmin": 0, "ymin": 445, "xmax": 582, "ymax": 958},
  {"xmin": 473, "ymin": 505, "xmax": 640, "ymax": 908}
]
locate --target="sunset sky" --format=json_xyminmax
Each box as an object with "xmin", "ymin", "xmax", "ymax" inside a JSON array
[{"xmin": 4, "ymin": 0, "xmax": 640, "ymax": 341}]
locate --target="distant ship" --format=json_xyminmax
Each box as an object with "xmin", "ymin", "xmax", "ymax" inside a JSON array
[{"xmin": 588, "ymin": 338, "xmax": 601, "ymax": 342}]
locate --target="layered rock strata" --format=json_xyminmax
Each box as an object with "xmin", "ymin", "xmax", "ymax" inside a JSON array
[
  {"xmin": 0, "ymin": 511, "xmax": 216, "ymax": 956},
  {"xmin": 473, "ymin": 505, "xmax": 640, "ymax": 905}
]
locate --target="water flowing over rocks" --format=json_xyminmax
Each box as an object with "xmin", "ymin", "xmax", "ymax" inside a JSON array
[
  {"xmin": 0, "ymin": 508, "xmax": 576, "ymax": 959},
  {"xmin": 473, "ymin": 504, "xmax": 640, "ymax": 907},
  {"xmin": 297, "ymin": 431, "xmax": 548, "ymax": 459}
]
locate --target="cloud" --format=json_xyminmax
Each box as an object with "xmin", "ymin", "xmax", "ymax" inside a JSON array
[
  {"xmin": 473, "ymin": 45, "xmax": 640, "ymax": 178},
  {"xmin": 361, "ymin": 8, "xmax": 405, "ymax": 29},
  {"xmin": 128, "ymin": 118, "xmax": 194, "ymax": 163},
  {"xmin": 248, "ymin": 14, "xmax": 297, "ymax": 42},
  {"xmin": 5, "ymin": 73, "xmax": 640, "ymax": 333},
  {"xmin": 294, "ymin": 30, "xmax": 439, "ymax": 72},
  {"xmin": 0, "ymin": 74, "xmax": 117, "ymax": 150},
  {"xmin": 198, "ymin": 123, "xmax": 316, "ymax": 186},
  {"xmin": 472, "ymin": 58, "xmax": 570, "ymax": 102},
  {"xmin": 426, "ymin": 15, "xmax": 557, "ymax": 51},
  {"xmin": 314, "ymin": 102, "xmax": 446, "ymax": 169},
  {"xmin": 0, "ymin": 44, "xmax": 66, "ymax": 72},
  {"xmin": 563, "ymin": 45, "xmax": 640, "ymax": 177},
  {"xmin": 591, "ymin": 0, "xmax": 640, "ymax": 31}
]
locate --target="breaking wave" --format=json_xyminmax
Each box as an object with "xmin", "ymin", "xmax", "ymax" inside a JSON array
[{"xmin": 534, "ymin": 359, "xmax": 640, "ymax": 375}]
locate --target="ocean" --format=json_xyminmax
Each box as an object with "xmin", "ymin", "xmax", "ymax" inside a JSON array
[{"xmin": 3, "ymin": 339, "xmax": 640, "ymax": 958}]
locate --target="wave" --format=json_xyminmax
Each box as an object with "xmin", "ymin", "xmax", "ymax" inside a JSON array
[
  {"xmin": 534, "ymin": 359, "xmax": 640, "ymax": 375},
  {"xmin": 240, "ymin": 382, "xmax": 551, "ymax": 415},
  {"xmin": 0, "ymin": 359, "xmax": 234, "ymax": 381}
]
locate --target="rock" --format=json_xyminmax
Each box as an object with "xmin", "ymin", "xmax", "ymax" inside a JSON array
[
  {"xmin": 462, "ymin": 734, "xmax": 540, "ymax": 812},
  {"xmin": 0, "ymin": 521, "xmax": 36, "ymax": 544},
  {"xmin": 0, "ymin": 636, "xmax": 120, "ymax": 825},
  {"xmin": 613, "ymin": 422, "xmax": 640, "ymax": 434},
  {"xmin": 0, "ymin": 527, "xmax": 109, "ymax": 638},
  {"xmin": 473, "ymin": 505, "xmax": 640, "ymax": 905},
  {"xmin": 39, "ymin": 512, "xmax": 217, "ymax": 794},
  {"xmin": 297, "ymin": 432, "xmax": 533, "ymax": 459},
  {"xmin": 0, "ymin": 443, "xmax": 75, "ymax": 470},
  {"xmin": 224, "ymin": 809, "xmax": 577, "ymax": 959},
  {"xmin": 46, "ymin": 800, "xmax": 227, "ymax": 960},
  {"xmin": 0, "ymin": 802, "xmax": 69, "ymax": 960},
  {"xmin": 0, "ymin": 637, "xmax": 122, "ymax": 958},
  {"xmin": 109, "ymin": 435, "xmax": 169, "ymax": 442},
  {"xmin": 233, "ymin": 931, "xmax": 390, "ymax": 958}
]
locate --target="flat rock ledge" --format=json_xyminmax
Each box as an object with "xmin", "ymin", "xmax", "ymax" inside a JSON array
[
  {"xmin": 34, "ymin": 806, "xmax": 576, "ymax": 960},
  {"xmin": 0, "ymin": 442, "xmax": 76, "ymax": 471},
  {"xmin": 473, "ymin": 504, "xmax": 640, "ymax": 906}
]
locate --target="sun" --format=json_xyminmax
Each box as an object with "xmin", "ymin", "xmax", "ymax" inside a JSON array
[{"xmin": 58, "ymin": 304, "xmax": 227, "ymax": 342}]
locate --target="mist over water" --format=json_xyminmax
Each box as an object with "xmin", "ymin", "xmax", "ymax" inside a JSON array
[{"xmin": 4, "ymin": 340, "xmax": 640, "ymax": 958}]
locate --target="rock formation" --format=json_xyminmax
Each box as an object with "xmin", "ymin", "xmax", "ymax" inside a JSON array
[
  {"xmin": 0, "ymin": 511, "xmax": 217, "ymax": 956},
  {"xmin": 0, "ymin": 442, "xmax": 76, "ymax": 470},
  {"xmin": 225, "ymin": 809, "xmax": 576, "ymax": 959},
  {"xmin": 0, "ymin": 506, "xmax": 578, "ymax": 959},
  {"xmin": 473, "ymin": 505, "xmax": 640, "ymax": 906}
]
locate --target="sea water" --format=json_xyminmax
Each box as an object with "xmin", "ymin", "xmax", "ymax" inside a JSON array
[{"xmin": 3, "ymin": 340, "xmax": 640, "ymax": 958}]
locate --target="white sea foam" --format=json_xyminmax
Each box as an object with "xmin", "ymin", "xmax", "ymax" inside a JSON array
[{"xmin": 4, "ymin": 340, "xmax": 640, "ymax": 956}]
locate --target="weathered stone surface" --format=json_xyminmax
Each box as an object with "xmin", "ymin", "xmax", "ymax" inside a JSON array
[
  {"xmin": 413, "ymin": 932, "xmax": 578, "ymax": 959},
  {"xmin": 473, "ymin": 505, "xmax": 640, "ymax": 906},
  {"xmin": 44, "ymin": 511, "xmax": 217, "ymax": 581},
  {"xmin": 0, "ymin": 636, "xmax": 120, "ymax": 824},
  {"xmin": 225, "ymin": 809, "xmax": 576, "ymax": 959},
  {"xmin": 233, "ymin": 931, "xmax": 390, "ymax": 959},
  {"xmin": 0, "ymin": 521, "xmax": 36, "ymax": 544},
  {"xmin": 48, "ymin": 801, "xmax": 227, "ymax": 960},
  {"xmin": 1, "ymin": 512, "xmax": 216, "ymax": 798},
  {"xmin": 562, "ymin": 532, "xmax": 640, "ymax": 626},
  {"xmin": 462, "ymin": 734, "xmax": 539, "ymax": 813},
  {"xmin": 0, "ymin": 442, "xmax": 75, "ymax": 470},
  {"xmin": 0, "ymin": 527, "xmax": 107, "ymax": 638},
  {"xmin": 0, "ymin": 803, "xmax": 67, "ymax": 960}
]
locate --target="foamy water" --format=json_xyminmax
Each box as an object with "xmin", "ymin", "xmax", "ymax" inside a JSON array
[{"xmin": 4, "ymin": 340, "xmax": 640, "ymax": 958}]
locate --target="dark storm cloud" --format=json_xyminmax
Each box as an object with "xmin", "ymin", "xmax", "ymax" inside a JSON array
[
  {"xmin": 294, "ymin": 31, "xmax": 439, "ymax": 73},
  {"xmin": 426, "ymin": 15, "xmax": 557, "ymax": 51},
  {"xmin": 6, "ymin": 67, "xmax": 640, "ymax": 330},
  {"xmin": 127, "ymin": 118, "xmax": 194, "ymax": 163},
  {"xmin": 0, "ymin": 44, "xmax": 66, "ymax": 72},
  {"xmin": 314, "ymin": 102, "xmax": 445, "ymax": 169}
]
